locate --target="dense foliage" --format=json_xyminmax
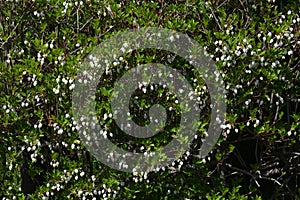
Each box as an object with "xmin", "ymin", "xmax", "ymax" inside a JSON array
[{"xmin": 0, "ymin": 0, "xmax": 299, "ymax": 199}]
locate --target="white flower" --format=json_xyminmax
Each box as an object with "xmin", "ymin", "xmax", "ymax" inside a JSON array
[
  {"xmin": 245, "ymin": 100, "xmax": 249, "ymax": 105},
  {"xmin": 103, "ymin": 113, "xmax": 108, "ymax": 120},
  {"xmin": 80, "ymin": 171, "xmax": 85, "ymax": 177},
  {"xmin": 254, "ymin": 119, "xmax": 260, "ymax": 127},
  {"xmin": 58, "ymin": 129, "xmax": 63, "ymax": 134},
  {"xmin": 69, "ymin": 83, "xmax": 75, "ymax": 90},
  {"xmin": 38, "ymin": 122, "xmax": 42, "ymax": 129},
  {"xmin": 62, "ymin": 77, "xmax": 68, "ymax": 84},
  {"xmin": 169, "ymin": 35, "xmax": 174, "ymax": 42},
  {"xmin": 53, "ymin": 88, "xmax": 59, "ymax": 94},
  {"xmin": 266, "ymin": 32, "xmax": 271, "ymax": 38}
]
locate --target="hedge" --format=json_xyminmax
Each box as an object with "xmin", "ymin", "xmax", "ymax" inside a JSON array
[{"xmin": 0, "ymin": 0, "xmax": 299, "ymax": 199}]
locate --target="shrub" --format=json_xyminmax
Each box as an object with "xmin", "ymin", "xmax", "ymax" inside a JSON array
[{"xmin": 0, "ymin": 0, "xmax": 299, "ymax": 199}]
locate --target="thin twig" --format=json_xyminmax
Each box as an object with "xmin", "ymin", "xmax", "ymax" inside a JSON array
[
  {"xmin": 79, "ymin": 17, "xmax": 94, "ymax": 32},
  {"xmin": 0, "ymin": 15, "xmax": 23, "ymax": 49},
  {"xmin": 208, "ymin": 6, "xmax": 223, "ymax": 31},
  {"xmin": 217, "ymin": 0, "xmax": 229, "ymax": 9},
  {"xmin": 225, "ymin": 163, "xmax": 261, "ymax": 187},
  {"xmin": 77, "ymin": 7, "xmax": 79, "ymax": 34}
]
